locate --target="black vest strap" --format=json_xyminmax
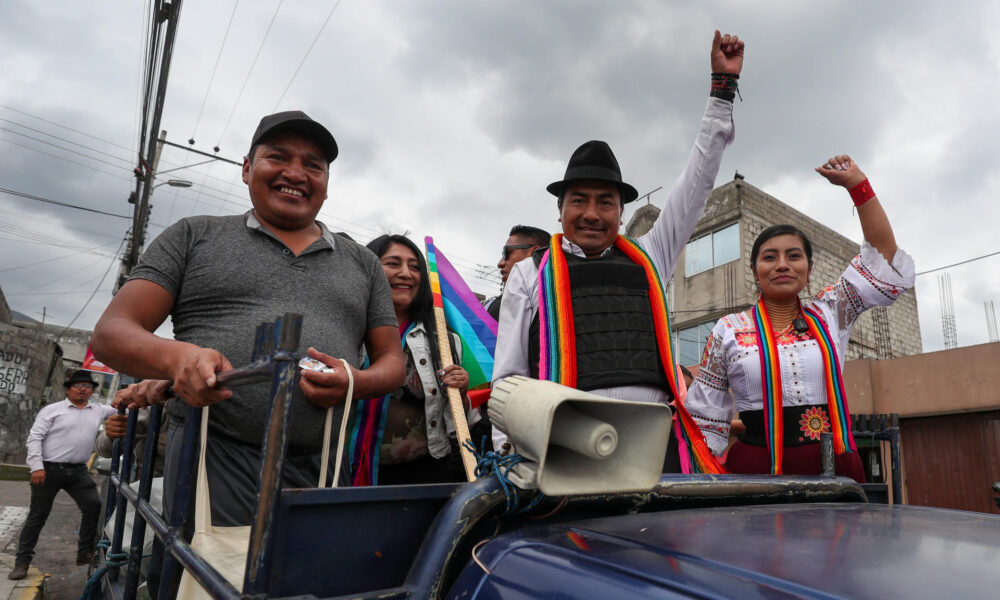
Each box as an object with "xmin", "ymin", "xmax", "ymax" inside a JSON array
[{"xmin": 529, "ymin": 247, "xmax": 669, "ymax": 393}]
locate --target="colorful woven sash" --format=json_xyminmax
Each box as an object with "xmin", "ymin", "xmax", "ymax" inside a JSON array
[
  {"xmin": 751, "ymin": 298, "xmax": 856, "ymax": 474},
  {"xmin": 348, "ymin": 320, "xmax": 416, "ymax": 486},
  {"xmin": 536, "ymin": 233, "xmax": 726, "ymax": 474}
]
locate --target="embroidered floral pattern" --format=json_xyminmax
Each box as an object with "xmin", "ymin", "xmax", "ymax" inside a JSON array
[
  {"xmin": 851, "ymin": 255, "xmax": 905, "ymax": 301},
  {"xmin": 798, "ymin": 406, "xmax": 830, "ymax": 441},
  {"xmin": 696, "ymin": 330, "xmax": 729, "ymax": 392},
  {"xmin": 734, "ymin": 327, "xmax": 812, "ymax": 348}
]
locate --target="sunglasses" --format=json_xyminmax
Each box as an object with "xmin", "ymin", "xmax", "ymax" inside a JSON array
[
  {"xmin": 501, "ymin": 244, "xmax": 535, "ymax": 260},
  {"xmin": 70, "ymin": 383, "xmax": 95, "ymax": 390}
]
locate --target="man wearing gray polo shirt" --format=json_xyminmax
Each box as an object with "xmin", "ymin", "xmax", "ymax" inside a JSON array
[{"xmin": 92, "ymin": 111, "xmax": 405, "ymax": 526}]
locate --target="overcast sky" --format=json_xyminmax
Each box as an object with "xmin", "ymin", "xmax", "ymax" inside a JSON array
[{"xmin": 2, "ymin": 0, "xmax": 999, "ymax": 353}]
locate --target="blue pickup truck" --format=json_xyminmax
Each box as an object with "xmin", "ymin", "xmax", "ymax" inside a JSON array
[{"xmin": 98, "ymin": 315, "xmax": 1000, "ymax": 600}]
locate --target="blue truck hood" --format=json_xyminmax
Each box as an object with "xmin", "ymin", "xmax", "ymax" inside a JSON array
[{"xmin": 462, "ymin": 503, "xmax": 1000, "ymax": 599}]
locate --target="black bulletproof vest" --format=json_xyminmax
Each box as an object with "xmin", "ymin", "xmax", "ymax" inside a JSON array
[{"xmin": 528, "ymin": 248, "xmax": 670, "ymax": 392}]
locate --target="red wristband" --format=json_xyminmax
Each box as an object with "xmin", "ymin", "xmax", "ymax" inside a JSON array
[{"xmin": 848, "ymin": 179, "xmax": 875, "ymax": 207}]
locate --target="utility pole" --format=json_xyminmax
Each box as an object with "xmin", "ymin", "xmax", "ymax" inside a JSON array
[
  {"xmin": 118, "ymin": 131, "xmax": 167, "ymax": 292},
  {"xmin": 116, "ymin": 0, "xmax": 184, "ymax": 292}
]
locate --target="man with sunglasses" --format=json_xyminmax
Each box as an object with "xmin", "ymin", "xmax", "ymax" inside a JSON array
[
  {"xmin": 9, "ymin": 370, "xmax": 117, "ymax": 580},
  {"xmin": 485, "ymin": 225, "xmax": 550, "ymax": 320}
]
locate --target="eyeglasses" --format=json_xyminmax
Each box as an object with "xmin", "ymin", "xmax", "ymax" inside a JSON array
[
  {"xmin": 501, "ymin": 244, "xmax": 535, "ymax": 260},
  {"xmin": 70, "ymin": 383, "xmax": 95, "ymax": 390}
]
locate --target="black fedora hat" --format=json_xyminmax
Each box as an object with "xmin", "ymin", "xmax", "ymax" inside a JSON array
[
  {"xmin": 250, "ymin": 110, "xmax": 338, "ymax": 163},
  {"xmin": 546, "ymin": 140, "xmax": 639, "ymax": 204},
  {"xmin": 64, "ymin": 370, "xmax": 97, "ymax": 388}
]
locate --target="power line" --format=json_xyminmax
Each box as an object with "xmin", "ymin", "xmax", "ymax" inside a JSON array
[
  {"xmin": 5, "ymin": 288, "xmax": 115, "ymax": 297},
  {"xmin": 271, "ymin": 0, "xmax": 343, "ymax": 111},
  {"xmin": 0, "ymin": 206, "xmax": 123, "ymax": 240},
  {"xmin": 0, "ymin": 136, "xmax": 134, "ymax": 183},
  {"xmin": 0, "ymin": 240, "xmax": 123, "ymax": 273},
  {"xmin": 216, "ymin": 0, "xmax": 285, "ymax": 145},
  {"xmin": 0, "ymin": 104, "xmax": 133, "ymax": 152},
  {"xmin": 915, "ymin": 250, "xmax": 1000, "ymax": 277},
  {"xmin": 0, "ymin": 126, "xmax": 133, "ymax": 170},
  {"xmin": 12, "ymin": 253, "xmax": 113, "ymax": 294},
  {"xmin": 0, "ymin": 187, "xmax": 131, "ymax": 218},
  {"xmin": 56, "ymin": 234, "xmax": 128, "ymax": 343},
  {"xmin": 191, "ymin": 0, "xmax": 242, "ymax": 141},
  {"xmin": 0, "ymin": 118, "xmax": 132, "ymax": 164}
]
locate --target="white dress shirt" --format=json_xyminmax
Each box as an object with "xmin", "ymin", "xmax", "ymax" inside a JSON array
[
  {"xmin": 25, "ymin": 398, "xmax": 118, "ymax": 471},
  {"xmin": 491, "ymin": 98, "xmax": 736, "ymax": 449}
]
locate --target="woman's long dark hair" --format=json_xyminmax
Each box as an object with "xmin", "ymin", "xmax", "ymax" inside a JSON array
[{"xmin": 367, "ymin": 234, "xmax": 443, "ymax": 368}]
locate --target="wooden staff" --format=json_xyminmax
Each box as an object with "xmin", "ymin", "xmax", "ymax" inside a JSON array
[{"xmin": 430, "ymin": 291, "xmax": 478, "ymax": 482}]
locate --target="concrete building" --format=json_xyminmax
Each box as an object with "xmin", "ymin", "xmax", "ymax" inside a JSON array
[
  {"xmin": 0, "ymin": 287, "xmax": 65, "ymax": 463},
  {"xmin": 627, "ymin": 176, "xmax": 922, "ymax": 366}
]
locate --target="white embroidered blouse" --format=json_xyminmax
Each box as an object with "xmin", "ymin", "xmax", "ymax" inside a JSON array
[{"xmin": 684, "ymin": 242, "xmax": 915, "ymax": 455}]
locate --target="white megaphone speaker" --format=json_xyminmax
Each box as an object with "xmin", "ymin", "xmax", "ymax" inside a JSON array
[{"xmin": 488, "ymin": 375, "xmax": 672, "ymax": 496}]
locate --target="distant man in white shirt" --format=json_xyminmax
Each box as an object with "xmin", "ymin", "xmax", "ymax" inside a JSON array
[
  {"xmin": 8, "ymin": 370, "xmax": 117, "ymax": 581},
  {"xmin": 491, "ymin": 31, "xmax": 744, "ymax": 456}
]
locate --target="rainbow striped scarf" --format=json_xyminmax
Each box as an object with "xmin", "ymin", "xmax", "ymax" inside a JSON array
[
  {"xmin": 348, "ymin": 320, "xmax": 416, "ymax": 486},
  {"xmin": 751, "ymin": 298, "xmax": 856, "ymax": 474},
  {"xmin": 537, "ymin": 233, "xmax": 726, "ymax": 474}
]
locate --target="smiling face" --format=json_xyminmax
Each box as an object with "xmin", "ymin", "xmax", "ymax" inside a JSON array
[
  {"xmin": 559, "ymin": 180, "xmax": 623, "ymax": 257},
  {"xmin": 380, "ymin": 242, "xmax": 422, "ymax": 318},
  {"xmin": 752, "ymin": 233, "xmax": 812, "ymax": 302},
  {"xmin": 242, "ymin": 130, "xmax": 329, "ymax": 232}
]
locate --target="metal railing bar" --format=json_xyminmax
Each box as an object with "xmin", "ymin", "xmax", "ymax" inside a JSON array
[
  {"xmin": 244, "ymin": 313, "xmax": 301, "ymax": 594},
  {"xmin": 109, "ymin": 409, "xmax": 141, "ymax": 580},
  {"xmin": 123, "ymin": 404, "xmax": 164, "ymax": 599},
  {"xmin": 157, "ymin": 406, "xmax": 202, "ymax": 600}
]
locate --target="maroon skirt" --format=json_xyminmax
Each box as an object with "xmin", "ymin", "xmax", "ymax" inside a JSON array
[{"xmin": 725, "ymin": 441, "xmax": 866, "ymax": 482}]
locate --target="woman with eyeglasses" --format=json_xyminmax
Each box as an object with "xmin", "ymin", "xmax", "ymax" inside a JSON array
[
  {"xmin": 352, "ymin": 235, "xmax": 487, "ymax": 485},
  {"xmin": 681, "ymin": 155, "xmax": 914, "ymax": 479}
]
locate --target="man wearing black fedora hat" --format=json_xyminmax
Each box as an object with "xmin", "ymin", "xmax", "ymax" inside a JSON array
[
  {"xmin": 9, "ymin": 370, "xmax": 117, "ymax": 579},
  {"xmin": 491, "ymin": 31, "xmax": 744, "ymax": 462},
  {"xmin": 92, "ymin": 110, "xmax": 404, "ymax": 526}
]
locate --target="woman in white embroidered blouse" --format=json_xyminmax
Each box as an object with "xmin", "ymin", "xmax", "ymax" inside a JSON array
[{"xmin": 683, "ymin": 155, "xmax": 914, "ymax": 479}]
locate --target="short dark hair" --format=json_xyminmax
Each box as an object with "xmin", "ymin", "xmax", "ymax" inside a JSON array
[
  {"xmin": 247, "ymin": 143, "xmax": 262, "ymax": 163},
  {"xmin": 750, "ymin": 224, "xmax": 814, "ymax": 269},
  {"xmin": 509, "ymin": 225, "xmax": 550, "ymax": 248}
]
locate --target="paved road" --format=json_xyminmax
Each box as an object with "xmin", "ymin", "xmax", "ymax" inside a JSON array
[{"xmin": 0, "ymin": 477, "xmax": 107, "ymax": 600}]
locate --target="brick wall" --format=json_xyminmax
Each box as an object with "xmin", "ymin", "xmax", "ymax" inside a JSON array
[{"xmin": 0, "ymin": 322, "xmax": 64, "ymax": 463}]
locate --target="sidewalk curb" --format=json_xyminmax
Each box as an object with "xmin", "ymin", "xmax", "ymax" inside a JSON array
[
  {"xmin": 8, "ymin": 567, "xmax": 45, "ymax": 600},
  {"xmin": 0, "ymin": 465, "xmax": 29, "ymax": 483}
]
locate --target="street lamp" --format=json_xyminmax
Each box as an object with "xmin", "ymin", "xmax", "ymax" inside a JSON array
[{"xmin": 152, "ymin": 178, "xmax": 193, "ymax": 190}]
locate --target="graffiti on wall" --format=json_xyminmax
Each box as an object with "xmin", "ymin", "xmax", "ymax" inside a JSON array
[{"xmin": 0, "ymin": 349, "xmax": 31, "ymax": 396}]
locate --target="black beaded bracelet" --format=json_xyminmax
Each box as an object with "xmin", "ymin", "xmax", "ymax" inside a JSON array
[{"xmin": 710, "ymin": 72, "xmax": 740, "ymax": 102}]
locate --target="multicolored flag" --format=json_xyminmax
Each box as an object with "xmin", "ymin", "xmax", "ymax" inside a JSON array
[{"xmin": 425, "ymin": 237, "xmax": 498, "ymax": 408}]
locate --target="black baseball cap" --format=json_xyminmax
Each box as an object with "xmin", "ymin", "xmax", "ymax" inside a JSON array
[{"xmin": 250, "ymin": 110, "xmax": 339, "ymax": 163}]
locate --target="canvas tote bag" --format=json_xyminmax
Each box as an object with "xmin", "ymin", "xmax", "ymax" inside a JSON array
[{"xmin": 177, "ymin": 360, "xmax": 353, "ymax": 597}]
